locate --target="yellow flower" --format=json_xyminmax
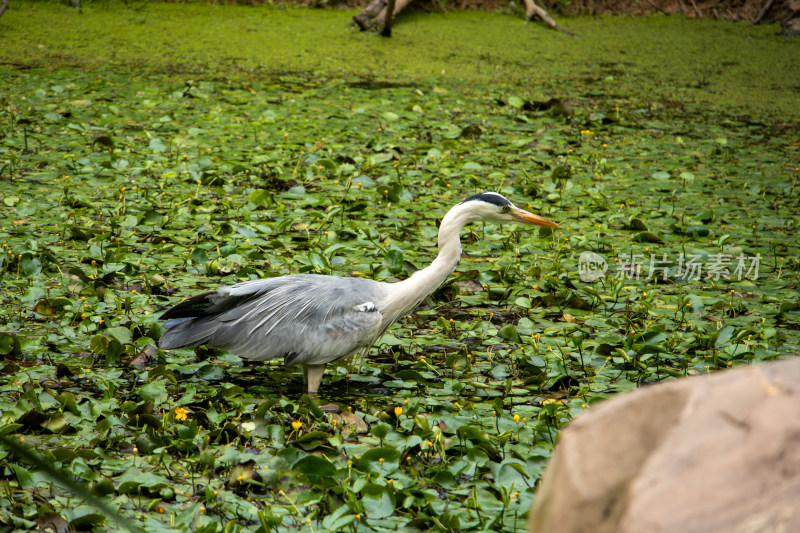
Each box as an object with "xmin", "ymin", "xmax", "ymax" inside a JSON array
[
  {"xmin": 513, "ymin": 414, "xmax": 520, "ymax": 424},
  {"xmin": 175, "ymin": 407, "xmax": 190, "ymax": 421},
  {"xmin": 291, "ymin": 421, "xmax": 302, "ymax": 431},
  {"xmin": 394, "ymin": 406, "xmax": 403, "ymax": 417}
]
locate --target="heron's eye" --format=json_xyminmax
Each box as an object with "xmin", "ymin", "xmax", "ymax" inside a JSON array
[{"xmin": 502, "ymin": 205, "xmax": 512, "ymax": 213}]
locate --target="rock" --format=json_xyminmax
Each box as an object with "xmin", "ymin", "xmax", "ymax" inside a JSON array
[
  {"xmin": 528, "ymin": 358, "xmax": 800, "ymax": 533},
  {"xmin": 331, "ymin": 411, "xmax": 369, "ymax": 437}
]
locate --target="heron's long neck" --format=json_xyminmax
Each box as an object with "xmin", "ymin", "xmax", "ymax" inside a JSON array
[{"xmin": 384, "ymin": 205, "xmax": 472, "ymax": 318}]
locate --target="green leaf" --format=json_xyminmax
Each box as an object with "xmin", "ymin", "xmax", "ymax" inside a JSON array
[
  {"xmin": 115, "ymin": 468, "xmax": 170, "ymax": 494},
  {"xmin": 507, "ymin": 95, "xmax": 525, "ymax": 108},
  {"xmin": 686, "ymin": 294, "xmax": 705, "ymax": 313},
  {"xmin": 249, "ymin": 189, "xmax": 272, "ymax": 207},
  {"xmin": 308, "ymin": 251, "xmax": 326, "ymax": 273},
  {"xmin": 492, "ymin": 460, "xmax": 531, "ymax": 491},
  {"xmin": 149, "ymin": 138, "xmax": 167, "ymax": 152},
  {"xmin": 20, "ymin": 254, "xmax": 42, "ymax": 276},
  {"xmin": 371, "ymin": 423, "xmax": 390, "ymax": 440},
  {"xmin": 291, "ymin": 431, "xmax": 330, "ymax": 451},
  {"xmin": 714, "ymin": 325, "xmax": 735, "ymax": 348},
  {"xmin": 383, "ymin": 249, "xmax": 404, "ymax": 274},
  {"xmin": 629, "ymin": 218, "xmax": 648, "ymax": 231},
  {"xmin": 90, "ymin": 334, "xmax": 110, "ymax": 354},
  {"xmin": 65, "ymin": 505, "xmax": 106, "ymax": 528},
  {"xmin": 322, "ymin": 505, "xmax": 356, "ymax": 530},
  {"xmin": 105, "ymin": 326, "xmax": 132, "ymax": 345},
  {"xmin": 632, "ymin": 231, "xmax": 662, "ymax": 243},
  {"xmin": 361, "ymin": 483, "xmax": 396, "ymax": 519},
  {"xmin": 293, "ymin": 455, "xmax": 337, "ymax": 486},
  {"xmin": 651, "ymin": 170, "xmax": 671, "ymax": 180},
  {"xmin": 138, "ymin": 380, "xmax": 169, "ymax": 404},
  {"xmin": 9, "ymin": 463, "xmax": 35, "ymax": 489},
  {"xmin": 685, "ymin": 225, "xmax": 709, "ymax": 237},
  {"xmin": 357, "ymin": 447, "xmax": 400, "ymax": 475},
  {"xmin": 191, "ymin": 247, "xmax": 208, "ymax": 264},
  {"xmin": 369, "ymin": 152, "xmax": 394, "ymax": 166},
  {"xmin": 499, "ymin": 324, "xmax": 521, "ymax": 343},
  {"xmin": 0, "ymin": 333, "xmax": 22, "ymax": 355}
]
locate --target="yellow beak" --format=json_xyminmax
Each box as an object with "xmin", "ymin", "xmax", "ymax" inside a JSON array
[{"xmin": 512, "ymin": 207, "xmax": 560, "ymax": 228}]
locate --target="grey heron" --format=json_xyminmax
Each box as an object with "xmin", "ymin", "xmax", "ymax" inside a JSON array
[{"xmin": 158, "ymin": 192, "xmax": 559, "ymax": 394}]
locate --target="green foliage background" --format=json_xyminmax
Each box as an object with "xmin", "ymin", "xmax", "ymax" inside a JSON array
[{"xmin": 0, "ymin": 3, "xmax": 799, "ymax": 532}]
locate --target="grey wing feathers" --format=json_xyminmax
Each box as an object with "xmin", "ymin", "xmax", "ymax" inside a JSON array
[{"xmin": 158, "ymin": 275, "xmax": 388, "ymax": 366}]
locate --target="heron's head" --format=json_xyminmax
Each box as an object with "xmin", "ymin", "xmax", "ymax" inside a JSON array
[{"xmin": 458, "ymin": 192, "xmax": 559, "ymax": 228}]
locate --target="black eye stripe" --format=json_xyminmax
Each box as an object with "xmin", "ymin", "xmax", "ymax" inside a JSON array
[{"xmin": 460, "ymin": 192, "xmax": 512, "ymax": 207}]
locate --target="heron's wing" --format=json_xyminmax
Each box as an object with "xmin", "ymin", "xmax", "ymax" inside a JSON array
[{"xmin": 159, "ymin": 275, "xmax": 388, "ymax": 366}]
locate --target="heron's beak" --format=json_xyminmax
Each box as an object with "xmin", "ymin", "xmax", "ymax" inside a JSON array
[{"xmin": 512, "ymin": 207, "xmax": 560, "ymax": 228}]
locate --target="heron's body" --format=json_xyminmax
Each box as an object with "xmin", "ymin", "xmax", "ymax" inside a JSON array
[{"xmin": 158, "ymin": 192, "xmax": 558, "ymax": 393}]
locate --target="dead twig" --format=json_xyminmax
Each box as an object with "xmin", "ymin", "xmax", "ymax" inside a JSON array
[
  {"xmin": 645, "ymin": 0, "xmax": 670, "ymax": 16},
  {"xmin": 353, "ymin": 0, "xmax": 386, "ymax": 31},
  {"xmin": 754, "ymin": 0, "xmax": 775, "ymax": 23},
  {"xmin": 689, "ymin": 0, "xmax": 702, "ymax": 18},
  {"xmin": 523, "ymin": 0, "xmax": 574, "ymax": 35},
  {"xmin": 380, "ymin": 0, "xmax": 396, "ymax": 36}
]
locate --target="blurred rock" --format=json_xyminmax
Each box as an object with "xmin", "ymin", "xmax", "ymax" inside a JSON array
[{"xmin": 529, "ymin": 358, "xmax": 800, "ymax": 533}]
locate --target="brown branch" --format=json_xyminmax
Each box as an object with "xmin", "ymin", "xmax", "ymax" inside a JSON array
[
  {"xmin": 523, "ymin": 0, "xmax": 573, "ymax": 34},
  {"xmin": 754, "ymin": 0, "xmax": 775, "ymax": 23},
  {"xmin": 353, "ymin": 0, "xmax": 386, "ymax": 31},
  {"xmin": 689, "ymin": 0, "xmax": 702, "ymax": 18},
  {"xmin": 645, "ymin": 0, "xmax": 670, "ymax": 16},
  {"xmin": 380, "ymin": 0, "xmax": 396, "ymax": 36},
  {"xmin": 0, "ymin": 0, "xmax": 9, "ymax": 18},
  {"xmin": 373, "ymin": 0, "xmax": 413, "ymax": 31}
]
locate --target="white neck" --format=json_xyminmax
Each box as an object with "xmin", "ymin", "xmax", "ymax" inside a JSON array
[{"xmin": 382, "ymin": 203, "xmax": 478, "ymax": 320}]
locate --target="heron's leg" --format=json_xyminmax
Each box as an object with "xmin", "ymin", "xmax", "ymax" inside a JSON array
[{"xmin": 302, "ymin": 363, "xmax": 327, "ymax": 395}]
